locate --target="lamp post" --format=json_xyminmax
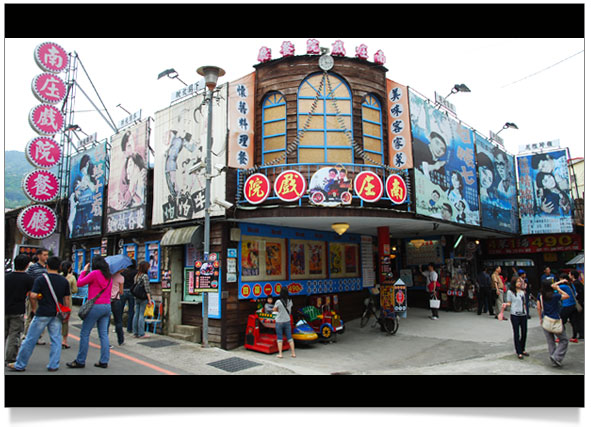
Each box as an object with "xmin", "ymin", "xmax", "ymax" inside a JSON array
[
  {"xmin": 196, "ymin": 65, "xmax": 225, "ymax": 348},
  {"xmin": 157, "ymin": 68, "xmax": 188, "ymax": 87},
  {"xmin": 444, "ymin": 83, "xmax": 471, "ymax": 100},
  {"xmin": 490, "ymin": 122, "xmax": 518, "ymax": 145},
  {"xmin": 495, "ymin": 122, "xmax": 519, "ymax": 136}
]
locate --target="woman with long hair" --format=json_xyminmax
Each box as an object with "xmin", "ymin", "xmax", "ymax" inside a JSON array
[
  {"xmin": 132, "ymin": 261, "xmax": 152, "ymax": 338},
  {"xmin": 537, "ymin": 277, "xmax": 570, "ymax": 367},
  {"xmin": 273, "ymin": 286, "xmax": 296, "ymax": 358},
  {"xmin": 59, "ymin": 260, "xmax": 78, "ymax": 350},
  {"xmin": 503, "ymin": 276, "xmax": 528, "ymax": 359},
  {"xmin": 67, "ymin": 255, "xmax": 113, "ymax": 369}
]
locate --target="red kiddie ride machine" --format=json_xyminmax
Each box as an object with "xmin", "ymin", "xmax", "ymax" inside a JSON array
[{"xmin": 244, "ymin": 311, "xmax": 294, "ymax": 354}]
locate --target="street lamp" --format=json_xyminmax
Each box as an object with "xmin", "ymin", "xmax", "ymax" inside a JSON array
[
  {"xmin": 196, "ymin": 64, "xmax": 225, "ymax": 348},
  {"xmin": 444, "ymin": 83, "xmax": 471, "ymax": 100},
  {"xmin": 157, "ymin": 68, "xmax": 188, "ymax": 87},
  {"xmin": 495, "ymin": 122, "xmax": 519, "ymax": 135}
]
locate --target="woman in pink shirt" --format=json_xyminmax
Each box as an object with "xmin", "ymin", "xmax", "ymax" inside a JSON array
[{"xmin": 66, "ymin": 256, "xmax": 113, "ymax": 369}]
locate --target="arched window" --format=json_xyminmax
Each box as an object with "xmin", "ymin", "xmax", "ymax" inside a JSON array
[
  {"xmin": 262, "ymin": 92, "xmax": 287, "ymax": 164},
  {"xmin": 297, "ymin": 73, "xmax": 353, "ymax": 164},
  {"xmin": 362, "ymin": 94, "xmax": 384, "ymax": 165}
]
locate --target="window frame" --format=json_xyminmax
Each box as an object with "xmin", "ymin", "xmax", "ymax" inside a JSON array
[
  {"xmin": 262, "ymin": 92, "xmax": 287, "ymax": 165},
  {"xmin": 361, "ymin": 94, "xmax": 385, "ymax": 164}
]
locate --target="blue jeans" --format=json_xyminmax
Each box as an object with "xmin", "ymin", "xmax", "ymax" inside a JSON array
[
  {"xmin": 120, "ymin": 289, "xmax": 135, "ymax": 333},
  {"xmin": 75, "ymin": 303, "xmax": 111, "ymax": 365},
  {"xmin": 15, "ymin": 315, "xmax": 62, "ymax": 370},
  {"xmin": 133, "ymin": 299, "xmax": 148, "ymax": 337},
  {"xmin": 275, "ymin": 321, "xmax": 292, "ymax": 342}
]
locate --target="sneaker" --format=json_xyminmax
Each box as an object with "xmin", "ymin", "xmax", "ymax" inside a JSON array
[
  {"xmin": 569, "ymin": 338, "xmax": 579, "ymax": 343},
  {"xmin": 66, "ymin": 360, "xmax": 85, "ymax": 369},
  {"xmin": 549, "ymin": 356, "xmax": 562, "ymax": 367}
]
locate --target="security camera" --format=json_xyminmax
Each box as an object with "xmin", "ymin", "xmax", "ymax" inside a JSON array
[
  {"xmin": 188, "ymin": 161, "xmax": 206, "ymax": 174},
  {"xmin": 214, "ymin": 198, "xmax": 233, "ymax": 209},
  {"xmin": 213, "ymin": 163, "xmax": 227, "ymax": 173}
]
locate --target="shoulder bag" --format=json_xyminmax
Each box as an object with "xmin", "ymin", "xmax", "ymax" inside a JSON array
[
  {"xmin": 131, "ymin": 275, "xmax": 148, "ymax": 300},
  {"xmin": 567, "ymin": 283, "xmax": 583, "ymax": 313},
  {"xmin": 78, "ymin": 279, "xmax": 111, "ymax": 320},
  {"xmin": 539, "ymin": 295, "xmax": 563, "ymax": 335},
  {"xmin": 43, "ymin": 273, "xmax": 71, "ymax": 322}
]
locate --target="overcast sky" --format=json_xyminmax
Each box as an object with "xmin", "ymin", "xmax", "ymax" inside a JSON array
[{"xmin": 3, "ymin": 38, "xmax": 584, "ymax": 159}]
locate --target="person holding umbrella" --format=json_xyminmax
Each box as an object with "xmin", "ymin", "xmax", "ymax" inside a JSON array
[{"xmin": 105, "ymin": 254, "xmax": 132, "ymax": 346}]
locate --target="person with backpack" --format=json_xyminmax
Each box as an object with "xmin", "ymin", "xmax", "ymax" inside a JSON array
[
  {"xmin": 66, "ymin": 255, "xmax": 113, "ymax": 369},
  {"xmin": 131, "ymin": 261, "xmax": 152, "ymax": 338},
  {"xmin": 273, "ymin": 286, "xmax": 296, "ymax": 359}
]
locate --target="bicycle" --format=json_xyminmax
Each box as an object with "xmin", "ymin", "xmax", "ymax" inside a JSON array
[{"xmin": 360, "ymin": 292, "xmax": 399, "ymax": 335}]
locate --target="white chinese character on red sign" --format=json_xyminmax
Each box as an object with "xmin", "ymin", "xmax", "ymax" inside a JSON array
[
  {"xmin": 27, "ymin": 209, "xmax": 51, "ymax": 233},
  {"xmin": 257, "ymin": 47, "xmax": 272, "ymax": 63},
  {"xmin": 374, "ymin": 49, "xmax": 386, "ymax": 65},
  {"xmin": 332, "ymin": 40, "xmax": 346, "ymax": 56},
  {"xmin": 32, "ymin": 173, "xmax": 55, "ymax": 197},
  {"xmin": 355, "ymin": 44, "xmax": 369, "ymax": 60},
  {"xmin": 307, "ymin": 39, "xmax": 320, "ymax": 54},
  {"xmin": 280, "ymin": 41, "xmax": 295, "ymax": 57}
]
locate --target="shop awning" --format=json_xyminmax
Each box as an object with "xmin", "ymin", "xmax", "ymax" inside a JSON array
[
  {"xmin": 566, "ymin": 253, "xmax": 584, "ymax": 265},
  {"xmin": 160, "ymin": 225, "xmax": 203, "ymax": 247}
]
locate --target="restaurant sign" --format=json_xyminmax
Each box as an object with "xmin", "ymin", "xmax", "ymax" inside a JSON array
[
  {"xmin": 486, "ymin": 233, "xmax": 582, "ymax": 255},
  {"xmin": 17, "ymin": 204, "xmax": 58, "ymax": 240}
]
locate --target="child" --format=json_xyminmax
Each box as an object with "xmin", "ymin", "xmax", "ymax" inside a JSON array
[{"xmin": 264, "ymin": 296, "xmax": 275, "ymax": 314}]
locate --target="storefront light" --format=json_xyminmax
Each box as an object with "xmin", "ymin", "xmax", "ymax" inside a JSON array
[{"xmin": 331, "ymin": 223, "xmax": 350, "ymax": 235}]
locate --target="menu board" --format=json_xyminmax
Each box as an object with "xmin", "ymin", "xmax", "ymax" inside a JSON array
[
  {"xmin": 405, "ymin": 239, "xmax": 443, "ymax": 266},
  {"xmin": 193, "ymin": 253, "xmax": 220, "ymax": 293}
]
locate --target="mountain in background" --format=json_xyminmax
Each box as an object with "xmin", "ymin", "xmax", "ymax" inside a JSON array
[{"xmin": 4, "ymin": 150, "xmax": 59, "ymax": 210}]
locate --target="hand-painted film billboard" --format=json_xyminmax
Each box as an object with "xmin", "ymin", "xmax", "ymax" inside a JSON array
[
  {"xmin": 517, "ymin": 149, "xmax": 573, "ymax": 234},
  {"xmin": 106, "ymin": 120, "xmax": 149, "ymax": 233},
  {"xmin": 152, "ymin": 88, "xmax": 227, "ymax": 225},
  {"xmin": 409, "ymin": 91, "xmax": 479, "ymax": 225},
  {"xmin": 68, "ymin": 143, "xmax": 107, "ymax": 238},
  {"xmin": 474, "ymin": 133, "xmax": 519, "ymax": 233}
]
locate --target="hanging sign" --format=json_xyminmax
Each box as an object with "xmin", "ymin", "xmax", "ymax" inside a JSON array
[
  {"xmin": 29, "ymin": 104, "xmax": 64, "ymax": 135},
  {"xmin": 386, "ymin": 79, "xmax": 413, "ymax": 169},
  {"xmin": 273, "ymin": 170, "xmax": 307, "ymax": 202},
  {"xmin": 22, "ymin": 169, "xmax": 59, "ymax": 203},
  {"xmin": 385, "ymin": 173, "xmax": 408, "ymax": 204},
  {"xmin": 31, "ymin": 73, "xmax": 67, "ymax": 104},
  {"xmin": 17, "ymin": 204, "xmax": 58, "ymax": 240},
  {"xmin": 34, "ymin": 41, "xmax": 68, "ymax": 74},
  {"xmin": 354, "ymin": 171, "xmax": 383, "ymax": 203},
  {"xmin": 244, "ymin": 173, "xmax": 271, "ymax": 205},
  {"xmin": 25, "ymin": 136, "xmax": 61, "ymax": 169}
]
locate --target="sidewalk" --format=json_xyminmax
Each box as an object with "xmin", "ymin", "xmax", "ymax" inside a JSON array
[{"xmin": 104, "ymin": 306, "xmax": 585, "ymax": 375}]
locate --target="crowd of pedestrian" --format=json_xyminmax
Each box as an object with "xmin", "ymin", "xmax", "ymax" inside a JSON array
[{"xmin": 4, "ymin": 248, "xmax": 151, "ymax": 372}]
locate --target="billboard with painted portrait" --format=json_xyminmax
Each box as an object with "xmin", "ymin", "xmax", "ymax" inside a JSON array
[
  {"xmin": 409, "ymin": 91, "xmax": 479, "ymax": 225},
  {"xmin": 152, "ymin": 88, "xmax": 227, "ymax": 225},
  {"xmin": 474, "ymin": 133, "xmax": 519, "ymax": 233},
  {"xmin": 106, "ymin": 120, "xmax": 149, "ymax": 233},
  {"xmin": 517, "ymin": 149, "xmax": 573, "ymax": 234},
  {"xmin": 68, "ymin": 143, "xmax": 107, "ymax": 238}
]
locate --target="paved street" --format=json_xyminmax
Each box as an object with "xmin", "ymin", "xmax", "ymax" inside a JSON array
[{"xmin": 5, "ymin": 305, "xmax": 584, "ymax": 376}]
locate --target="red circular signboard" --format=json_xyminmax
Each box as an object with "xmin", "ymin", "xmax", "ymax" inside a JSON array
[
  {"xmin": 273, "ymin": 170, "xmax": 306, "ymax": 202},
  {"xmin": 244, "ymin": 173, "xmax": 270, "ymax": 205},
  {"xmin": 385, "ymin": 173, "xmax": 408, "ymax": 204},
  {"xmin": 29, "ymin": 104, "xmax": 64, "ymax": 135},
  {"xmin": 25, "ymin": 136, "xmax": 61, "ymax": 169},
  {"xmin": 32, "ymin": 73, "xmax": 67, "ymax": 104},
  {"xmin": 17, "ymin": 204, "xmax": 58, "ymax": 240},
  {"xmin": 23, "ymin": 170, "xmax": 60, "ymax": 203},
  {"xmin": 354, "ymin": 171, "xmax": 384, "ymax": 203},
  {"xmin": 34, "ymin": 42, "xmax": 68, "ymax": 74}
]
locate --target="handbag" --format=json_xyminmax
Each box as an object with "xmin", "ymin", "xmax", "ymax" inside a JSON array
[
  {"xmin": 43, "ymin": 273, "xmax": 71, "ymax": 322},
  {"xmin": 539, "ymin": 295, "xmax": 563, "ymax": 334},
  {"xmin": 78, "ymin": 280, "xmax": 110, "ymax": 320},
  {"xmin": 567, "ymin": 283, "xmax": 583, "ymax": 313},
  {"xmin": 429, "ymin": 294, "xmax": 440, "ymax": 309},
  {"xmin": 131, "ymin": 275, "xmax": 148, "ymax": 300},
  {"xmin": 144, "ymin": 303, "xmax": 155, "ymax": 317}
]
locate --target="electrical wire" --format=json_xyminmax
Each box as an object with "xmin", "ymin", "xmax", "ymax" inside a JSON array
[{"xmin": 501, "ymin": 50, "xmax": 583, "ymax": 88}]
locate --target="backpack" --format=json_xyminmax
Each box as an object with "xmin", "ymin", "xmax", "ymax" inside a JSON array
[{"xmin": 131, "ymin": 275, "xmax": 148, "ymax": 300}]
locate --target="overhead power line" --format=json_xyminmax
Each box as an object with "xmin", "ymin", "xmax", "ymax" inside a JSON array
[{"xmin": 501, "ymin": 49, "xmax": 583, "ymax": 88}]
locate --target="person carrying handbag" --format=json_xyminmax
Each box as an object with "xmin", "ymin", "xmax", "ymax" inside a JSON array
[
  {"xmin": 421, "ymin": 263, "xmax": 440, "ymax": 320},
  {"xmin": 537, "ymin": 277, "xmax": 570, "ymax": 367},
  {"xmin": 67, "ymin": 256, "xmax": 113, "ymax": 369}
]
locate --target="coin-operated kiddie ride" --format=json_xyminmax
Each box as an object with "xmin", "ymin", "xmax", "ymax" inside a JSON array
[
  {"xmin": 245, "ymin": 300, "xmax": 318, "ymax": 354},
  {"xmin": 298, "ymin": 294, "xmax": 345, "ymax": 343}
]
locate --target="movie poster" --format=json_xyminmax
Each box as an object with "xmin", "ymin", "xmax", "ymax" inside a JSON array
[
  {"xmin": 517, "ymin": 149, "xmax": 573, "ymax": 234},
  {"xmin": 106, "ymin": 120, "xmax": 149, "ymax": 233},
  {"xmin": 474, "ymin": 133, "xmax": 519, "ymax": 233},
  {"xmin": 152, "ymin": 88, "xmax": 227, "ymax": 225},
  {"xmin": 67, "ymin": 143, "xmax": 107, "ymax": 238},
  {"xmin": 409, "ymin": 91, "xmax": 479, "ymax": 225}
]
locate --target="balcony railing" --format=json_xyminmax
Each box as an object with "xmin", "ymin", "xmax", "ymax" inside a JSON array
[{"xmin": 236, "ymin": 162, "xmax": 411, "ymax": 211}]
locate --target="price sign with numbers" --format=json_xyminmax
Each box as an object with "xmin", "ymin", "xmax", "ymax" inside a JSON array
[{"xmin": 486, "ymin": 234, "xmax": 581, "ymax": 255}]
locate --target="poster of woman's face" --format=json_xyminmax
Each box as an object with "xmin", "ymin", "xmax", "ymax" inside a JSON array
[
  {"xmin": 409, "ymin": 91, "xmax": 479, "ymax": 225},
  {"xmin": 474, "ymin": 133, "xmax": 519, "ymax": 233},
  {"xmin": 68, "ymin": 143, "xmax": 107, "ymax": 238},
  {"xmin": 106, "ymin": 120, "xmax": 149, "ymax": 233}
]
